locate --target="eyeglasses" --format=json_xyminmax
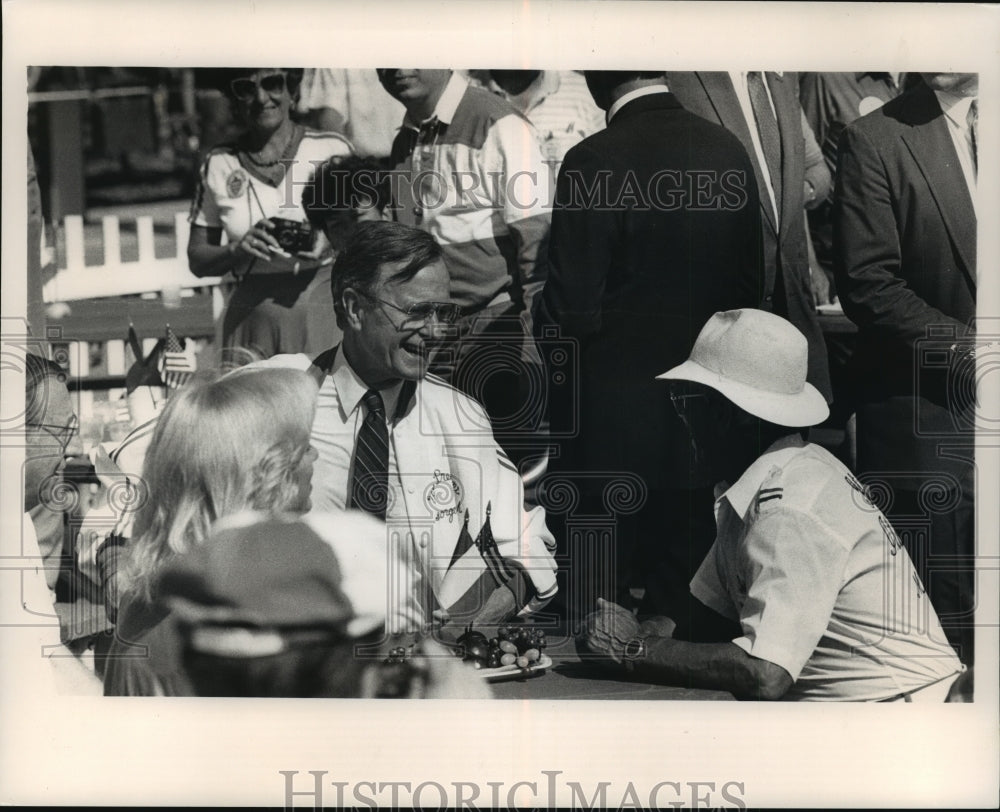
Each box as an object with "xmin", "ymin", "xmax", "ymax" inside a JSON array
[
  {"xmin": 358, "ymin": 291, "xmax": 462, "ymax": 329},
  {"xmin": 231, "ymin": 72, "xmax": 288, "ymax": 102},
  {"xmin": 669, "ymin": 391, "xmax": 706, "ymax": 421},
  {"xmin": 27, "ymin": 414, "xmax": 79, "ymax": 451}
]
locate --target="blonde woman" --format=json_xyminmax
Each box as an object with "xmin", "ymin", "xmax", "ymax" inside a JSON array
[{"xmin": 103, "ymin": 367, "xmax": 319, "ymax": 696}]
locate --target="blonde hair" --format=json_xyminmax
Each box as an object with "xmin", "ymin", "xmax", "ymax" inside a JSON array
[{"xmin": 127, "ymin": 367, "xmax": 318, "ymax": 602}]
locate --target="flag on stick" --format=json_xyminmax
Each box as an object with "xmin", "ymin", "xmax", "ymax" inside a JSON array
[{"xmin": 158, "ymin": 325, "xmax": 195, "ymax": 390}]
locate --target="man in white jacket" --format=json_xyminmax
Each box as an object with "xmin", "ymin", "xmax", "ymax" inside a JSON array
[{"xmin": 256, "ymin": 221, "xmax": 558, "ymax": 635}]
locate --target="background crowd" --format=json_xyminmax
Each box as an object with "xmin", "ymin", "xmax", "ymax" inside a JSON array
[{"xmin": 19, "ymin": 68, "xmax": 978, "ymax": 700}]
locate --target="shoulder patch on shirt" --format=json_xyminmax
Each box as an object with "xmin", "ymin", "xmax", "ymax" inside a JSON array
[
  {"xmin": 225, "ymin": 167, "xmax": 249, "ymax": 198},
  {"xmin": 755, "ymin": 486, "xmax": 784, "ymax": 510}
]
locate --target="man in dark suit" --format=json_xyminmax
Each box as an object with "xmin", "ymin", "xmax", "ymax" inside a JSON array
[
  {"xmin": 664, "ymin": 72, "xmax": 832, "ymax": 404},
  {"xmin": 834, "ymin": 73, "xmax": 978, "ymax": 665},
  {"xmin": 536, "ymin": 71, "xmax": 764, "ymax": 628}
]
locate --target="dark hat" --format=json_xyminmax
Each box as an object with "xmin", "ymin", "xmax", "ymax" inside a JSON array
[{"xmin": 158, "ymin": 513, "xmax": 374, "ymax": 656}]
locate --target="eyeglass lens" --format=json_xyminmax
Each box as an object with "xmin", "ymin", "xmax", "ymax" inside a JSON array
[
  {"xmin": 231, "ymin": 73, "xmax": 286, "ymax": 100},
  {"xmin": 405, "ymin": 302, "xmax": 461, "ymax": 324}
]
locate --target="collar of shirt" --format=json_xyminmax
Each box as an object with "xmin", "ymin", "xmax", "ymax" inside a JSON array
[
  {"xmin": 716, "ymin": 433, "xmax": 807, "ymax": 518},
  {"xmin": 330, "ymin": 346, "xmax": 405, "ymax": 424},
  {"xmin": 402, "ymin": 71, "xmax": 469, "ymax": 131},
  {"xmin": 606, "ymin": 84, "xmax": 670, "ymax": 124},
  {"xmin": 933, "ymin": 88, "xmax": 976, "ymax": 128}
]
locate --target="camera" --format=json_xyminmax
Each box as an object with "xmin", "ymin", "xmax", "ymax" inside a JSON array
[{"xmin": 269, "ymin": 217, "xmax": 314, "ymax": 254}]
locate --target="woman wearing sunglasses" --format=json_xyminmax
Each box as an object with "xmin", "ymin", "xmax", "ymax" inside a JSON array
[{"xmin": 187, "ymin": 68, "xmax": 354, "ymax": 363}]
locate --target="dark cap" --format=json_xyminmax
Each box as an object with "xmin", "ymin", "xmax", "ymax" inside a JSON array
[{"xmin": 157, "ymin": 514, "xmax": 361, "ymax": 653}]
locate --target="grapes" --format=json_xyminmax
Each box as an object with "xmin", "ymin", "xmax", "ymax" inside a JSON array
[
  {"xmin": 383, "ymin": 646, "xmax": 408, "ymax": 664},
  {"xmin": 453, "ymin": 624, "xmax": 548, "ymax": 671}
]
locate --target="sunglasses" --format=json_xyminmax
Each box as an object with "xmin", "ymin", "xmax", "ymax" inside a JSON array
[
  {"xmin": 358, "ymin": 291, "xmax": 462, "ymax": 329},
  {"xmin": 231, "ymin": 72, "xmax": 288, "ymax": 102},
  {"xmin": 669, "ymin": 390, "xmax": 706, "ymax": 421}
]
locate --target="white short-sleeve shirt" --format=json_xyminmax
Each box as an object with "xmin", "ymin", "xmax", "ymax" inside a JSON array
[{"xmin": 690, "ymin": 436, "xmax": 963, "ymax": 701}]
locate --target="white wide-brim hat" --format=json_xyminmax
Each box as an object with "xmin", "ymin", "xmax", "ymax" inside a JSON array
[{"xmin": 656, "ymin": 309, "xmax": 830, "ymax": 428}]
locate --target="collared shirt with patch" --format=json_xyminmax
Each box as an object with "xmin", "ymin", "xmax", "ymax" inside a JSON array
[
  {"xmin": 387, "ymin": 72, "xmax": 552, "ymax": 314},
  {"xmin": 690, "ymin": 436, "xmax": 962, "ymax": 701},
  {"xmin": 190, "ymin": 129, "xmax": 353, "ymax": 241},
  {"xmin": 255, "ymin": 349, "xmax": 558, "ymax": 627}
]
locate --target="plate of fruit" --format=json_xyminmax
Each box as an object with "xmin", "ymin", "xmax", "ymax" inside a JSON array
[{"xmin": 455, "ymin": 624, "xmax": 552, "ymax": 681}]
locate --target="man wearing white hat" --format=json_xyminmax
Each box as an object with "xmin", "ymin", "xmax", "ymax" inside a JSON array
[{"xmin": 581, "ymin": 309, "xmax": 965, "ymax": 701}]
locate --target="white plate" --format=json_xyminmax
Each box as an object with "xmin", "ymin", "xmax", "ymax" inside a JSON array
[{"xmin": 476, "ymin": 654, "xmax": 552, "ymax": 682}]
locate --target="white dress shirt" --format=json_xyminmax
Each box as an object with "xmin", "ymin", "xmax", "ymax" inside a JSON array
[
  {"xmin": 728, "ymin": 71, "xmax": 781, "ymax": 224},
  {"xmin": 933, "ymin": 89, "xmax": 978, "ymax": 215}
]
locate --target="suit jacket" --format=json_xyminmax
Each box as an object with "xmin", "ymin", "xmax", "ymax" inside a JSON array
[
  {"xmin": 833, "ymin": 82, "xmax": 976, "ymax": 472},
  {"xmin": 537, "ymin": 91, "xmax": 764, "ymax": 489},
  {"xmin": 665, "ymin": 72, "xmax": 832, "ymax": 401}
]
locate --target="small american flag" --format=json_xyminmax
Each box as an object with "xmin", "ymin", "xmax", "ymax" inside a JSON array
[
  {"xmin": 157, "ymin": 325, "xmax": 195, "ymax": 390},
  {"xmin": 439, "ymin": 503, "xmax": 531, "ymax": 624}
]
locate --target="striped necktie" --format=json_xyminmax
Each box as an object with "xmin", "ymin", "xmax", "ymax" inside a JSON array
[
  {"xmin": 746, "ymin": 71, "xmax": 783, "ymax": 220},
  {"xmin": 351, "ymin": 389, "xmax": 389, "ymax": 519}
]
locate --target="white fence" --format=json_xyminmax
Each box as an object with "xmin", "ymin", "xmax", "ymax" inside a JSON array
[
  {"xmin": 42, "ymin": 213, "xmax": 222, "ymax": 303},
  {"xmin": 41, "ymin": 213, "xmax": 223, "ymax": 419}
]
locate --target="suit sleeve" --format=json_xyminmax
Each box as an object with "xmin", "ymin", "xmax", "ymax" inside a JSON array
[
  {"xmin": 833, "ymin": 123, "xmax": 967, "ymax": 343},
  {"xmin": 801, "ymin": 108, "xmax": 832, "ymax": 207},
  {"xmin": 539, "ymin": 142, "xmax": 617, "ymax": 338},
  {"xmin": 799, "ymin": 73, "xmax": 835, "ymax": 172}
]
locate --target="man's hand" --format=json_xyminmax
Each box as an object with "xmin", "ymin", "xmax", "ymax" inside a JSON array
[
  {"xmin": 810, "ymin": 264, "xmax": 832, "ymax": 307},
  {"xmin": 472, "ymin": 583, "xmax": 518, "ymax": 626},
  {"xmin": 580, "ymin": 597, "xmax": 642, "ymax": 665}
]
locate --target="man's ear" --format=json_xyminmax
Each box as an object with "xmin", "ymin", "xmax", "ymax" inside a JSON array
[{"xmin": 342, "ymin": 288, "xmax": 364, "ymax": 331}]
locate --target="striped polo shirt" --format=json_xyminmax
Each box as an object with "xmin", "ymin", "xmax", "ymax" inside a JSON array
[{"xmin": 387, "ymin": 72, "xmax": 552, "ymax": 315}]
